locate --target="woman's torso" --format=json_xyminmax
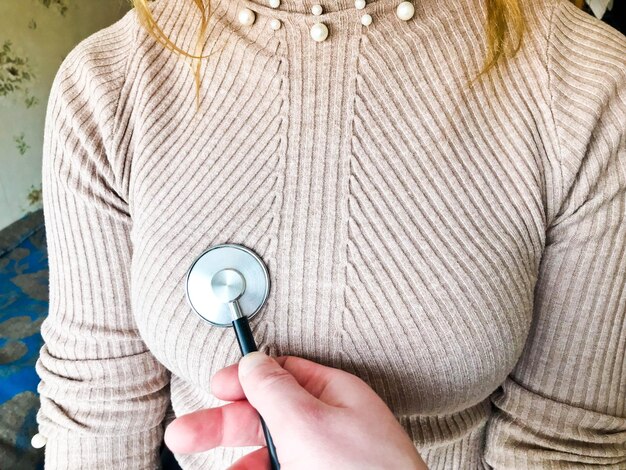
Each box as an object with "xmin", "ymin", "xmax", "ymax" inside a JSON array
[{"xmin": 117, "ymin": 0, "xmax": 557, "ymax": 466}]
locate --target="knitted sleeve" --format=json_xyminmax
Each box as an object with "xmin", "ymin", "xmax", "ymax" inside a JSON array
[
  {"xmin": 35, "ymin": 10, "xmax": 171, "ymax": 469},
  {"xmin": 483, "ymin": 1, "xmax": 626, "ymax": 467}
]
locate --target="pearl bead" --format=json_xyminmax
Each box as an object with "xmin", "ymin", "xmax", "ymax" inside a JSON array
[
  {"xmin": 355, "ymin": 0, "xmax": 366, "ymax": 9},
  {"xmin": 270, "ymin": 18, "xmax": 282, "ymax": 30},
  {"xmin": 361, "ymin": 13, "xmax": 372, "ymax": 26},
  {"xmin": 238, "ymin": 7, "xmax": 256, "ymax": 25},
  {"xmin": 396, "ymin": 1, "xmax": 414, "ymax": 21},
  {"xmin": 310, "ymin": 22, "xmax": 329, "ymax": 42},
  {"xmin": 269, "ymin": 0, "xmax": 280, "ymax": 7},
  {"xmin": 31, "ymin": 433, "xmax": 47, "ymax": 449},
  {"xmin": 311, "ymin": 4, "xmax": 323, "ymax": 15}
]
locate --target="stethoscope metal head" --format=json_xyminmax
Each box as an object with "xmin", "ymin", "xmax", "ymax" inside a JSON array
[{"xmin": 185, "ymin": 243, "xmax": 270, "ymax": 327}]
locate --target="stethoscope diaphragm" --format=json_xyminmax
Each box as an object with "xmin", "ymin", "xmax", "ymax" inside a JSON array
[{"xmin": 185, "ymin": 243, "xmax": 270, "ymax": 327}]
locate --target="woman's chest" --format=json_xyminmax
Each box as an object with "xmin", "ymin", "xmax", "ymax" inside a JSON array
[
  {"xmin": 128, "ymin": 125, "xmax": 548, "ymax": 417},
  {"xmin": 126, "ymin": 27, "xmax": 551, "ymax": 416}
]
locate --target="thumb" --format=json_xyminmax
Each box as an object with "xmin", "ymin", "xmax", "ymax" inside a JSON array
[{"xmin": 238, "ymin": 351, "xmax": 318, "ymax": 427}]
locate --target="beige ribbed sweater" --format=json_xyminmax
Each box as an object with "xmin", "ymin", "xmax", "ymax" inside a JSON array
[{"xmin": 35, "ymin": 0, "xmax": 626, "ymax": 467}]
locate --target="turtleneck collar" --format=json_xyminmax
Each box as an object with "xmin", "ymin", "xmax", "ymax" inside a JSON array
[
  {"xmin": 152, "ymin": 0, "xmax": 469, "ymax": 53},
  {"xmin": 241, "ymin": 0, "xmax": 385, "ymax": 15},
  {"xmin": 230, "ymin": 0, "xmax": 455, "ymax": 25}
]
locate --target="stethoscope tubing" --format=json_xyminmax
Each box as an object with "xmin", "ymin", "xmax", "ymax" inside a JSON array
[{"xmin": 232, "ymin": 316, "xmax": 280, "ymax": 470}]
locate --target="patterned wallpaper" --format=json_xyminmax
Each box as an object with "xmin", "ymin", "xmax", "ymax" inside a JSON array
[{"xmin": 0, "ymin": 0, "xmax": 131, "ymax": 231}]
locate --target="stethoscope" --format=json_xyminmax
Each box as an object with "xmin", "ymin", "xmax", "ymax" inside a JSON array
[{"xmin": 185, "ymin": 243, "xmax": 280, "ymax": 470}]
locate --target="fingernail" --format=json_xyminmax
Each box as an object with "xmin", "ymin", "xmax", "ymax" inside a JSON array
[{"xmin": 239, "ymin": 351, "xmax": 268, "ymax": 377}]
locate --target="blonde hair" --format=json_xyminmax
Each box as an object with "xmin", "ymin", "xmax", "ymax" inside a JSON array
[{"xmin": 131, "ymin": 0, "xmax": 528, "ymax": 107}]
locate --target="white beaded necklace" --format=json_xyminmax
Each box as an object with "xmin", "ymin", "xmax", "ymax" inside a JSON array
[{"xmin": 237, "ymin": 0, "xmax": 415, "ymax": 42}]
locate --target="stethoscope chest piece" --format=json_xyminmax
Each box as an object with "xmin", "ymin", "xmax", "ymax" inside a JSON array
[
  {"xmin": 185, "ymin": 243, "xmax": 270, "ymax": 327},
  {"xmin": 184, "ymin": 243, "xmax": 280, "ymax": 469}
]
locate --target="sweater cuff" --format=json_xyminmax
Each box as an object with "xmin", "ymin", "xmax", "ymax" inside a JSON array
[{"xmin": 41, "ymin": 425, "xmax": 164, "ymax": 470}]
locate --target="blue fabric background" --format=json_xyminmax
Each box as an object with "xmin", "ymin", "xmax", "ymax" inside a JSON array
[{"xmin": 0, "ymin": 210, "xmax": 47, "ymax": 470}]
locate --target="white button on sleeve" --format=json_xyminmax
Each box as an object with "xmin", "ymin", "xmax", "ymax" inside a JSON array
[{"xmin": 31, "ymin": 433, "xmax": 47, "ymax": 449}]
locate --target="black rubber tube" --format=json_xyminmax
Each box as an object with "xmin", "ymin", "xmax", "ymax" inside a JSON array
[{"xmin": 232, "ymin": 316, "xmax": 281, "ymax": 470}]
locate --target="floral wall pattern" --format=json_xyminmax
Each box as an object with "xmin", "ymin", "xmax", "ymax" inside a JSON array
[{"xmin": 0, "ymin": 0, "xmax": 130, "ymax": 231}]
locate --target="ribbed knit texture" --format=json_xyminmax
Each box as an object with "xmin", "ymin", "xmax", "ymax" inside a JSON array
[{"xmin": 35, "ymin": 0, "xmax": 626, "ymax": 468}]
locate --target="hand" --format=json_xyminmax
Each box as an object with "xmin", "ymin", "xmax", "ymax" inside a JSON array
[{"xmin": 164, "ymin": 351, "xmax": 428, "ymax": 470}]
